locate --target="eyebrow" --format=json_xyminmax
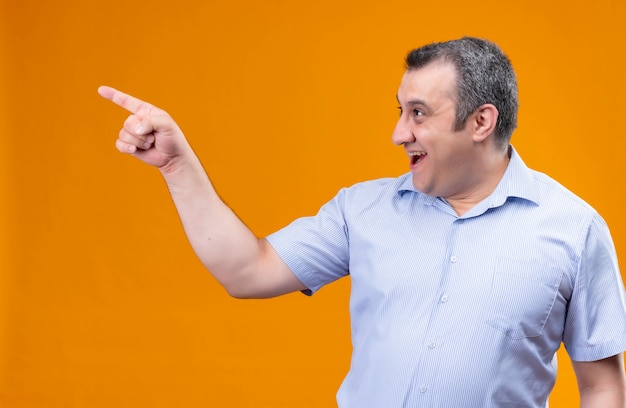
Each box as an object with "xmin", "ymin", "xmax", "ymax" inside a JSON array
[{"xmin": 396, "ymin": 96, "xmax": 432, "ymax": 111}]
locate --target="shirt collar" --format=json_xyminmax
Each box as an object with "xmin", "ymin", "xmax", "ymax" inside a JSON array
[
  {"xmin": 396, "ymin": 145, "xmax": 540, "ymax": 207},
  {"xmin": 488, "ymin": 145, "xmax": 540, "ymax": 207}
]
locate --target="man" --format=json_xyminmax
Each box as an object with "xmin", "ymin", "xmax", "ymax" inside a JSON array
[{"xmin": 99, "ymin": 37, "xmax": 626, "ymax": 407}]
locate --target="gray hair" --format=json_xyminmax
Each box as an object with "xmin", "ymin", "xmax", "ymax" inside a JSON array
[{"xmin": 405, "ymin": 37, "xmax": 518, "ymax": 148}]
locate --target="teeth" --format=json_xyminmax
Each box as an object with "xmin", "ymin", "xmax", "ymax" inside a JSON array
[{"xmin": 408, "ymin": 150, "xmax": 426, "ymax": 165}]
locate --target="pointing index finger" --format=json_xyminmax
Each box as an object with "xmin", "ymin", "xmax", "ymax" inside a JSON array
[{"xmin": 97, "ymin": 85, "xmax": 151, "ymax": 115}]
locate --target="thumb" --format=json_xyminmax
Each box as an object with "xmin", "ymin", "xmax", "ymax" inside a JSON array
[
  {"xmin": 136, "ymin": 106, "xmax": 181, "ymax": 139},
  {"xmin": 134, "ymin": 119, "xmax": 151, "ymax": 136}
]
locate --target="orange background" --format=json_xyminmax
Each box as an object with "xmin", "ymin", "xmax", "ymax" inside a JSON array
[{"xmin": 2, "ymin": 0, "xmax": 626, "ymax": 406}]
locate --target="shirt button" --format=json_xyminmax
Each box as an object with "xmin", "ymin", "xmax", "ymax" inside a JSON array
[
  {"xmin": 419, "ymin": 385, "xmax": 427, "ymax": 393},
  {"xmin": 428, "ymin": 341, "xmax": 436, "ymax": 349},
  {"xmin": 441, "ymin": 295, "xmax": 449, "ymax": 303},
  {"xmin": 450, "ymin": 256, "xmax": 458, "ymax": 263}
]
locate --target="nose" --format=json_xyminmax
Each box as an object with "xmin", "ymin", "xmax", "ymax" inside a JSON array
[{"xmin": 391, "ymin": 117, "xmax": 415, "ymax": 146}]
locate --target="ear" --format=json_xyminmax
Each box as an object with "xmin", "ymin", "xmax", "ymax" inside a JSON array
[{"xmin": 471, "ymin": 104, "xmax": 499, "ymax": 143}]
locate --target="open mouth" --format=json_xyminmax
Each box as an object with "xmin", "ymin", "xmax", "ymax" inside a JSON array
[{"xmin": 409, "ymin": 151, "xmax": 427, "ymax": 165}]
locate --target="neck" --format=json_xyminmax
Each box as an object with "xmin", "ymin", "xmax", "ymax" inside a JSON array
[{"xmin": 446, "ymin": 146, "xmax": 511, "ymax": 216}]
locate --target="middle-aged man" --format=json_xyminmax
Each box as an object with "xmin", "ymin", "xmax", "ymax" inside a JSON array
[{"xmin": 98, "ymin": 37, "xmax": 626, "ymax": 407}]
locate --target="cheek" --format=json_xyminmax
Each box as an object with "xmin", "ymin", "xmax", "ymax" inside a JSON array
[{"xmin": 414, "ymin": 130, "xmax": 439, "ymax": 151}]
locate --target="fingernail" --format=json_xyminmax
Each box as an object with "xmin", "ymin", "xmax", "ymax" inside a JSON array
[{"xmin": 135, "ymin": 123, "xmax": 145, "ymax": 134}]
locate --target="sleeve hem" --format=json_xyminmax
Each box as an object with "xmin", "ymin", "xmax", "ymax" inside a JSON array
[{"xmin": 566, "ymin": 337, "xmax": 626, "ymax": 362}]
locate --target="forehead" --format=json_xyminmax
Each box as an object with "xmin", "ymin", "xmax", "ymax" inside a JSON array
[{"xmin": 397, "ymin": 62, "xmax": 458, "ymax": 104}]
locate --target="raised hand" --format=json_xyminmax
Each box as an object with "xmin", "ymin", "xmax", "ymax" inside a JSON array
[{"xmin": 98, "ymin": 86, "xmax": 191, "ymax": 170}]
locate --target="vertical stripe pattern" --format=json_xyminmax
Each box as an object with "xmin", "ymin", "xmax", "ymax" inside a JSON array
[{"xmin": 266, "ymin": 147, "xmax": 626, "ymax": 407}]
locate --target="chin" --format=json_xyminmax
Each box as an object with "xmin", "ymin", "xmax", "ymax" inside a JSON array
[{"xmin": 412, "ymin": 180, "xmax": 432, "ymax": 196}]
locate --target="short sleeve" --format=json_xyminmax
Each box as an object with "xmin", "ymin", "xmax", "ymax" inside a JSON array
[
  {"xmin": 563, "ymin": 214, "xmax": 626, "ymax": 361},
  {"xmin": 266, "ymin": 188, "xmax": 351, "ymax": 295}
]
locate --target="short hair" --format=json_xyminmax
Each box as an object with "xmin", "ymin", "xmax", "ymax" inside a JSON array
[{"xmin": 405, "ymin": 37, "xmax": 518, "ymax": 148}]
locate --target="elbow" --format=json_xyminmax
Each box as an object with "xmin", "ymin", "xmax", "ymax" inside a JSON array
[
  {"xmin": 221, "ymin": 280, "xmax": 285, "ymax": 299},
  {"xmin": 219, "ymin": 281, "xmax": 251, "ymax": 299},
  {"xmin": 221, "ymin": 280, "xmax": 267, "ymax": 299},
  {"xmin": 224, "ymin": 286, "xmax": 256, "ymax": 299},
  {"xmin": 206, "ymin": 268, "xmax": 260, "ymax": 299}
]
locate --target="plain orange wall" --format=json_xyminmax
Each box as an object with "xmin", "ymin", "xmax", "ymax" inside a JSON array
[{"xmin": 2, "ymin": 0, "xmax": 625, "ymax": 406}]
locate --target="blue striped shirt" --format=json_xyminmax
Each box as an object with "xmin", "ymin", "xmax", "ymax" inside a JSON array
[{"xmin": 266, "ymin": 146, "xmax": 626, "ymax": 407}]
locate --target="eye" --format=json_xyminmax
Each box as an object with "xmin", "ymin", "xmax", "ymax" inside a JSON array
[{"xmin": 398, "ymin": 106, "xmax": 426, "ymax": 118}]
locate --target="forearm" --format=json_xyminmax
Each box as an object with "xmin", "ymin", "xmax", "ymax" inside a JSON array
[{"xmin": 159, "ymin": 151, "xmax": 269, "ymax": 296}]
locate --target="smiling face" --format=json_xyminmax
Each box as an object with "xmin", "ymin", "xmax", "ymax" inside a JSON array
[{"xmin": 392, "ymin": 61, "xmax": 484, "ymax": 201}]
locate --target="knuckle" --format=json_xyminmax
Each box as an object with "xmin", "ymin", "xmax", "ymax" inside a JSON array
[{"xmin": 123, "ymin": 114, "xmax": 139, "ymax": 132}]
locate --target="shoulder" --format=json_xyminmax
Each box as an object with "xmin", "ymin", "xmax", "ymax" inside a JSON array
[
  {"xmin": 525, "ymin": 169, "xmax": 613, "ymax": 260},
  {"xmin": 530, "ymin": 169, "xmax": 597, "ymax": 216}
]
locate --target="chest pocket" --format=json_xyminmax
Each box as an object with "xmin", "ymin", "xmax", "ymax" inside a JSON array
[{"xmin": 485, "ymin": 258, "xmax": 564, "ymax": 340}]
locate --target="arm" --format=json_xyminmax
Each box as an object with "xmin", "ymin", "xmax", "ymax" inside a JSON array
[
  {"xmin": 98, "ymin": 86, "xmax": 307, "ymax": 298},
  {"xmin": 573, "ymin": 353, "xmax": 626, "ymax": 408}
]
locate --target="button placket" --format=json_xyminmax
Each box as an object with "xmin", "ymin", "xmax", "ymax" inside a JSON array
[{"xmin": 412, "ymin": 218, "xmax": 463, "ymax": 403}]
